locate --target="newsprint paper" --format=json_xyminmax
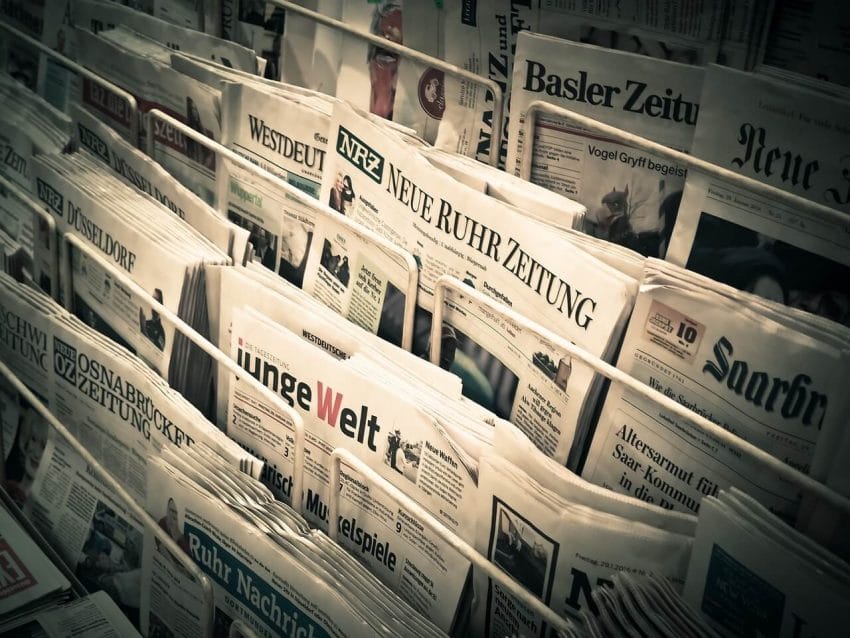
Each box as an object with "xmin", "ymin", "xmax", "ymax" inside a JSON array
[
  {"xmin": 507, "ymin": 31, "xmax": 702, "ymax": 259},
  {"xmin": 582, "ymin": 260, "xmax": 850, "ymax": 522}
]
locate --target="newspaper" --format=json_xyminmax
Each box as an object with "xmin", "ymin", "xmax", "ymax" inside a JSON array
[
  {"xmin": 471, "ymin": 453, "xmax": 693, "ymax": 635},
  {"xmin": 143, "ymin": 453, "xmax": 445, "ymax": 637},
  {"xmin": 686, "ymin": 65, "xmax": 850, "ymax": 213},
  {"xmin": 220, "ymin": 80, "xmax": 329, "ymax": 198},
  {"xmin": 507, "ymin": 31, "xmax": 702, "ymax": 258},
  {"xmin": 432, "ymin": 277, "xmax": 599, "ymax": 465},
  {"xmin": 321, "ymin": 101, "xmax": 636, "ymax": 364},
  {"xmin": 74, "ymin": 26, "xmax": 221, "ymax": 204},
  {"xmin": 71, "ymin": 102, "xmax": 249, "ymax": 264},
  {"xmin": 0, "ymin": 497, "xmax": 71, "ymax": 619},
  {"xmin": 73, "ymin": 0, "xmax": 262, "ymax": 74},
  {"xmin": 228, "ymin": 306, "xmax": 478, "ymax": 536},
  {"xmin": 664, "ymin": 176, "xmax": 850, "ymax": 328},
  {"xmin": 0, "ymin": 591, "xmax": 141, "ymax": 637},
  {"xmin": 225, "ymin": 0, "xmax": 285, "ymax": 79},
  {"xmin": 24, "ymin": 429, "xmax": 146, "ymax": 630},
  {"xmin": 582, "ymin": 260, "xmax": 850, "ymax": 522},
  {"xmin": 763, "ymin": 1, "xmax": 850, "ymax": 87},
  {"xmin": 683, "ymin": 488, "xmax": 850, "ymax": 637}
]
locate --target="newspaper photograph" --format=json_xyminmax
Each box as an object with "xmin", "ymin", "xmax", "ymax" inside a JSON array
[
  {"xmin": 301, "ymin": 210, "xmax": 416, "ymax": 349},
  {"xmin": 472, "ymin": 454, "xmax": 692, "ymax": 636},
  {"xmin": 582, "ymin": 265, "xmax": 850, "ymax": 522},
  {"xmin": 689, "ymin": 65, "xmax": 850, "ymax": 214},
  {"xmin": 320, "ymin": 101, "xmax": 636, "ymax": 367},
  {"xmin": 2, "ymin": 388, "xmax": 52, "ymax": 509},
  {"xmin": 0, "ymin": 591, "xmax": 141, "ymax": 638},
  {"xmin": 228, "ymin": 306, "xmax": 478, "ymax": 538},
  {"xmin": 507, "ymin": 32, "xmax": 702, "ymax": 258},
  {"xmin": 665, "ymin": 170, "xmax": 850, "ymax": 328},
  {"xmin": 433, "ymin": 278, "xmax": 596, "ymax": 465}
]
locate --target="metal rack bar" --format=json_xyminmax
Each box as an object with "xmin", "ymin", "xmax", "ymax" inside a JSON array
[
  {"xmin": 431, "ymin": 274, "xmax": 850, "ymax": 515},
  {"xmin": 0, "ymin": 359, "xmax": 216, "ymax": 637},
  {"xmin": 0, "ymin": 20, "xmax": 140, "ymax": 144},
  {"xmin": 145, "ymin": 108, "xmax": 419, "ymax": 352},
  {"xmin": 60, "ymin": 232, "xmax": 307, "ymax": 512},
  {"xmin": 328, "ymin": 448, "xmax": 581, "ymax": 638},
  {"xmin": 270, "ymin": 0, "xmax": 505, "ymax": 167}
]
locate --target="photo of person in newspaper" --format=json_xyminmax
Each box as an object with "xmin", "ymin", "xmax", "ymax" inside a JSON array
[
  {"xmin": 431, "ymin": 324, "xmax": 519, "ymax": 420},
  {"xmin": 384, "ymin": 430, "xmax": 421, "ymax": 483},
  {"xmin": 139, "ymin": 288, "xmax": 166, "ymax": 352},
  {"xmin": 686, "ymin": 213, "xmax": 850, "ymax": 327},
  {"xmin": 3, "ymin": 404, "xmax": 48, "ymax": 507},
  {"xmin": 158, "ymin": 497, "xmax": 190, "ymax": 555},
  {"xmin": 76, "ymin": 502, "xmax": 143, "ymax": 628},
  {"xmin": 367, "ymin": 1, "xmax": 402, "ymax": 119},
  {"xmin": 489, "ymin": 502, "xmax": 555, "ymax": 600},
  {"xmin": 228, "ymin": 212, "xmax": 278, "ymax": 271},
  {"xmin": 319, "ymin": 239, "xmax": 351, "ymax": 287},
  {"xmin": 328, "ymin": 173, "xmax": 355, "ymax": 215}
]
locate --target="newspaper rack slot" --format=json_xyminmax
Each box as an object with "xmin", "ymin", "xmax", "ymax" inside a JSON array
[
  {"xmin": 431, "ymin": 274, "xmax": 850, "ymax": 516},
  {"xmin": 145, "ymin": 108, "xmax": 419, "ymax": 352},
  {"xmin": 59, "ymin": 231, "xmax": 307, "ymax": 513},
  {"xmin": 0, "ymin": 358, "xmax": 217, "ymax": 636},
  {"xmin": 0, "ymin": 20, "xmax": 140, "ymax": 145},
  {"xmin": 0, "ymin": 173, "xmax": 59, "ymax": 302},
  {"xmin": 327, "ymin": 447, "xmax": 580, "ymax": 637},
  {"xmin": 519, "ymin": 99, "xmax": 850, "ymax": 233},
  {"xmin": 271, "ymin": 0, "xmax": 505, "ymax": 168}
]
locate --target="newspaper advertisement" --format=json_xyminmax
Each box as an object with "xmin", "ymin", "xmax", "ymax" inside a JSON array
[
  {"xmin": 582, "ymin": 275, "xmax": 850, "ymax": 523},
  {"xmin": 301, "ymin": 209, "xmax": 415, "ymax": 349},
  {"xmin": 26, "ymin": 431, "xmax": 145, "ymax": 630},
  {"xmin": 507, "ymin": 32, "xmax": 702, "ymax": 258},
  {"xmin": 74, "ymin": 27, "xmax": 221, "ymax": 205},
  {"xmin": 434, "ymin": 280, "xmax": 596, "ymax": 465},
  {"xmin": 665, "ymin": 169, "xmax": 850, "ymax": 328},
  {"xmin": 220, "ymin": 81, "xmax": 328, "ymax": 198},
  {"xmin": 683, "ymin": 491, "xmax": 850, "ymax": 637},
  {"xmin": 144, "ymin": 455, "xmax": 379, "ymax": 638},
  {"xmin": 688, "ymin": 65, "xmax": 850, "ymax": 214},
  {"xmin": 320, "ymin": 101, "xmax": 636, "ymax": 366},
  {"xmin": 228, "ymin": 307, "xmax": 478, "ymax": 538},
  {"xmin": 472, "ymin": 454, "xmax": 692, "ymax": 636}
]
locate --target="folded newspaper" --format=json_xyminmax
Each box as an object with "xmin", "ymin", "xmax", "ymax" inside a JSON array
[
  {"xmin": 683, "ymin": 488, "xmax": 850, "ymax": 637},
  {"xmin": 507, "ymin": 31, "xmax": 703, "ymax": 259},
  {"xmin": 0, "ymin": 591, "xmax": 141, "ymax": 637},
  {"xmin": 471, "ymin": 436, "xmax": 693, "ymax": 635},
  {"xmin": 582, "ymin": 259, "xmax": 850, "ymax": 522}
]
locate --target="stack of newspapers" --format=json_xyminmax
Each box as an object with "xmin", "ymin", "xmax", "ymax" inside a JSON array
[{"xmin": 1, "ymin": 2, "xmax": 850, "ymax": 637}]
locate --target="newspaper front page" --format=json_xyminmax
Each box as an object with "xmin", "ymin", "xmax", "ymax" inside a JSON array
[
  {"xmin": 434, "ymin": 279, "xmax": 596, "ymax": 465},
  {"xmin": 665, "ymin": 167, "xmax": 850, "ymax": 328},
  {"xmin": 507, "ymin": 31, "xmax": 702, "ymax": 258},
  {"xmin": 582, "ymin": 263, "xmax": 850, "ymax": 522},
  {"xmin": 320, "ymin": 102, "xmax": 636, "ymax": 365},
  {"xmin": 684, "ymin": 490, "xmax": 850, "ymax": 637},
  {"xmin": 472, "ymin": 454, "xmax": 692, "ymax": 636},
  {"xmin": 26, "ymin": 431, "xmax": 146, "ymax": 631},
  {"xmin": 228, "ymin": 306, "xmax": 478, "ymax": 537},
  {"xmin": 688, "ymin": 64, "xmax": 850, "ymax": 214}
]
